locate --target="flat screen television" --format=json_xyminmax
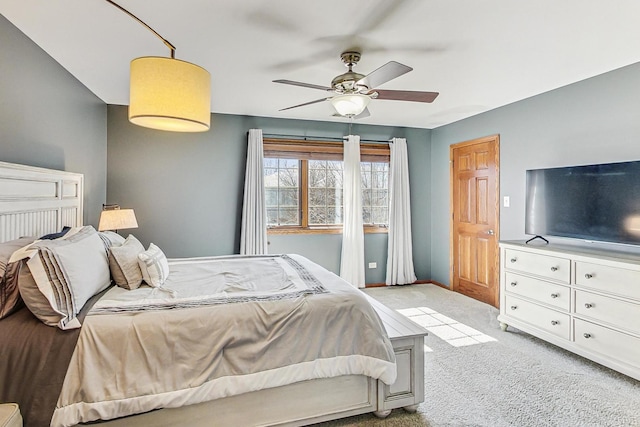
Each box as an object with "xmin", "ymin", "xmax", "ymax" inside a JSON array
[{"xmin": 525, "ymin": 160, "xmax": 640, "ymax": 246}]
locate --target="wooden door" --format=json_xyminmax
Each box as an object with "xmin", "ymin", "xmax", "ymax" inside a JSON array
[{"xmin": 450, "ymin": 135, "xmax": 500, "ymax": 307}]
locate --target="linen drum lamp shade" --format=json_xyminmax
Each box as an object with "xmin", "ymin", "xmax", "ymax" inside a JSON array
[
  {"xmin": 98, "ymin": 209, "xmax": 139, "ymax": 232},
  {"xmin": 129, "ymin": 57, "xmax": 211, "ymax": 132},
  {"xmin": 330, "ymin": 94, "xmax": 370, "ymax": 117}
]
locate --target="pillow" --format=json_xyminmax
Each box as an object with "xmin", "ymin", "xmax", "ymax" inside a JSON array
[
  {"xmin": 0, "ymin": 236, "xmax": 37, "ymax": 319},
  {"xmin": 108, "ymin": 234, "xmax": 145, "ymax": 290},
  {"xmin": 19, "ymin": 226, "xmax": 111, "ymax": 329},
  {"xmin": 98, "ymin": 231, "xmax": 126, "ymax": 251},
  {"xmin": 138, "ymin": 243, "xmax": 170, "ymax": 288},
  {"xmin": 39, "ymin": 226, "xmax": 71, "ymax": 240}
]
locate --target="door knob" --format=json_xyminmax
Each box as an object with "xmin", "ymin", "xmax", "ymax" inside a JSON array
[{"xmin": 487, "ymin": 229, "xmax": 495, "ymax": 235}]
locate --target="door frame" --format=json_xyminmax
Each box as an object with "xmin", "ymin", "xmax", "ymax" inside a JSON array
[{"xmin": 449, "ymin": 134, "xmax": 501, "ymax": 306}]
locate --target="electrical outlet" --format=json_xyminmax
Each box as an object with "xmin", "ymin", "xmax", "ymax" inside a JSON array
[{"xmin": 368, "ymin": 262, "xmax": 377, "ymax": 269}]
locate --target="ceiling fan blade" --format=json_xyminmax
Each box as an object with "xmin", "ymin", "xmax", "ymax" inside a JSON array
[
  {"xmin": 279, "ymin": 98, "xmax": 329, "ymax": 111},
  {"xmin": 356, "ymin": 0, "xmax": 412, "ymax": 34},
  {"xmin": 357, "ymin": 61, "xmax": 412, "ymax": 90},
  {"xmin": 374, "ymin": 89, "xmax": 439, "ymax": 103},
  {"xmin": 273, "ymin": 80, "xmax": 332, "ymax": 91}
]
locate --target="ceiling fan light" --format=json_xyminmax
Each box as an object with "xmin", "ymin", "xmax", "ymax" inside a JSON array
[
  {"xmin": 129, "ymin": 57, "xmax": 211, "ymax": 132},
  {"xmin": 330, "ymin": 93, "xmax": 370, "ymax": 117}
]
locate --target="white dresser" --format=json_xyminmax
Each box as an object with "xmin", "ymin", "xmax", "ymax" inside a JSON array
[{"xmin": 498, "ymin": 241, "xmax": 640, "ymax": 381}]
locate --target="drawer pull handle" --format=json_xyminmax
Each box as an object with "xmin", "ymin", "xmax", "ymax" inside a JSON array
[
  {"xmin": 584, "ymin": 303, "xmax": 594, "ymax": 309},
  {"xmin": 550, "ymin": 293, "xmax": 559, "ymax": 299},
  {"xmin": 510, "ymin": 305, "xmax": 518, "ymax": 310},
  {"xmin": 584, "ymin": 273, "xmax": 593, "ymax": 279},
  {"xmin": 510, "ymin": 282, "xmax": 517, "ymax": 287},
  {"xmin": 550, "ymin": 266, "xmax": 558, "ymax": 272},
  {"xmin": 510, "ymin": 258, "xmax": 517, "ymax": 263},
  {"xmin": 551, "ymin": 320, "xmax": 559, "ymax": 326},
  {"xmin": 583, "ymin": 333, "xmax": 592, "ymax": 339}
]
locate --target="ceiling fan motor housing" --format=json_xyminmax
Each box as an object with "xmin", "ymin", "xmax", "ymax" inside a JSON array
[
  {"xmin": 331, "ymin": 72, "xmax": 366, "ymax": 93},
  {"xmin": 331, "ymin": 51, "xmax": 369, "ymax": 93}
]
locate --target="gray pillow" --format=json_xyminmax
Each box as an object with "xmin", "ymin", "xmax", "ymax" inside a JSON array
[
  {"xmin": 108, "ymin": 234, "xmax": 145, "ymax": 290},
  {"xmin": 0, "ymin": 236, "xmax": 37, "ymax": 319}
]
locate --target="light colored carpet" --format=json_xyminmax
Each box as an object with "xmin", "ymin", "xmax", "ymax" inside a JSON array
[{"xmin": 312, "ymin": 284, "xmax": 640, "ymax": 427}]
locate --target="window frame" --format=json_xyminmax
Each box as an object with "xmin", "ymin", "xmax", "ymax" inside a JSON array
[{"xmin": 263, "ymin": 138, "xmax": 390, "ymax": 235}]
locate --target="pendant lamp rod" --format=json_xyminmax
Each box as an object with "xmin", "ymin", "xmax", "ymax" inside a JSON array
[{"xmin": 104, "ymin": 0, "xmax": 176, "ymax": 58}]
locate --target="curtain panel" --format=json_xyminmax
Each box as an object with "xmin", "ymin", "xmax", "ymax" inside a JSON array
[
  {"xmin": 240, "ymin": 129, "xmax": 268, "ymax": 255},
  {"xmin": 386, "ymin": 138, "xmax": 417, "ymax": 285},
  {"xmin": 340, "ymin": 135, "xmax": 365, "ymax": 288}
]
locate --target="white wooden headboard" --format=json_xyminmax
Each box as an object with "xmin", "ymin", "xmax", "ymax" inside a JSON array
[{"xmin": 0, "ymin": 161, "xmax": 84, "ymax": 243}]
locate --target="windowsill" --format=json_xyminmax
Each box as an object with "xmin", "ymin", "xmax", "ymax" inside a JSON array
[{"xmin": 267, "ymin": 226, "xmax": 389, "ymax": 235}]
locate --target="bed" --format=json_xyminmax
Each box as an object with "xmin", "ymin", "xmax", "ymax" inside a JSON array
[{"xmin": 0, "ymin": 161, "xmax": 422, "ymax": 427}]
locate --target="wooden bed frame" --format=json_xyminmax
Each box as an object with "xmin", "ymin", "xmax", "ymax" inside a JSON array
[{"xmin": 0, "ymin": 161, "xmax": 427, "ymax": 426}]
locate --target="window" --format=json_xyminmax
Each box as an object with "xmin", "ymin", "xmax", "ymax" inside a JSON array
[
  {"xmin": 264, "ymin": 158, "xmax": 299, "ymax": 225},
  {"xmin": 263, "ymin": 138, "xmax": 390, "ymax": 234}
]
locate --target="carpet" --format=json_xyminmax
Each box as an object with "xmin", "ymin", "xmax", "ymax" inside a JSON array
[{"xmin": 312, "ymin": 284, "xmax": 640, "ymax": 427}]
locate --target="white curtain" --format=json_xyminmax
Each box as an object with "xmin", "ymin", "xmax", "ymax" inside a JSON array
[
  {"xmin": 240, "ymin": 129, "xmax": 268, "ymax": 255},
  {"xmin": 386, "ymin": 138, "xmax": 417, "ymax": 285},
  {"xmin": 340, "ymin": 135, "xmax": 365, "ymax": 288}
]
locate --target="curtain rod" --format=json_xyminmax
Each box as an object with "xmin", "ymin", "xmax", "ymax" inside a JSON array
[{"xmin": 261, "ymin": 133, "xmax": 393, "ymax": 144}]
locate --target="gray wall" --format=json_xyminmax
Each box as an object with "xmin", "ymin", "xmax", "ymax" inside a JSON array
[
  {"xmin": 107, "ymin": 105, "xmax": 431, "ymax": 283},
  {"xmin": 430, "ymin": 61, "xmax": 640, "ymax": 286},
  {"xmin": 0, "ymin": 15, "xmax": 107, "ymax": 226}
]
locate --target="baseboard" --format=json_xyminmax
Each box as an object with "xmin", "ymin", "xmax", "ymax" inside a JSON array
[
  {"xmin": 365, "ymin": 280, "xmax": 442, "ymax": 288},
  {"xmin": 428, "ymin": 280, "xmax": 450, "ymax": 289}
]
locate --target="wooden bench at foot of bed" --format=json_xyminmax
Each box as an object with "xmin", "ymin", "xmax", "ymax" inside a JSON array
[{"xmin": 366, "ymin": 294, "xmax": 427, "ymax": 418}]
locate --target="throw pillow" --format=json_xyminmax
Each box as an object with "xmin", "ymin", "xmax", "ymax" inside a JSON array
[
  {"xmin": 138, "ymin": 243, "xmax": 170, "ymax": 288},
  {"xmin": 108, "ymin": 234, "xmax": 145, "ymax": 290}
]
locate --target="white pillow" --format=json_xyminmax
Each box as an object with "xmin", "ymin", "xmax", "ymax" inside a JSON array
[
  {"xmin": 19, "ymin": 226, "xmax": 111, "ymax": 329},
  {"xmin": 108, "ymin": 234, "xmax": 145, "ymax": 290},
  {"xmin": 99, "ymin": 230, "xmax": 126, "ymax": 250},
  {"xmin": 138, "ymin": 243, "xmax": 170, "ymax": 288}
]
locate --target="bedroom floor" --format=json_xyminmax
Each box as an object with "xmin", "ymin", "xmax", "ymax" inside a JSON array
[{"xmin": 312, "ymin": 283, "xmax": 640, "ymax": 427}]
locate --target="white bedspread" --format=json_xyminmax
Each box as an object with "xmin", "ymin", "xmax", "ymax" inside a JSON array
[
  {"xmin": 91, "ymin": 254, "xmax": 327, "ymax": 311},
  {"xmin": 51, "ymin": 254, "xmax": 396, "ymax": 427}
]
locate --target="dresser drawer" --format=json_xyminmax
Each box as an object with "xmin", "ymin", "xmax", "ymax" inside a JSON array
[
  {"xmin": 574, "ymin": 318, "xmax": 640, "ymax": 370},
  {"xmin": 504, "ymin": 272, "xmax": 570, "ymax": 311},
  {"xmin": 504, "ymin": 249, "xmax": 570, "ymax": 283},
  {"xmin": 504, "ymin": 295, "xmax": 570, "ymax": 340},
  {"xmin": 575, "ymin": 261, "xmax": 640, "ymax": 301},
  {"xmin": 574, "ymin": 290, "xmax": 640, "ymax": 335}
]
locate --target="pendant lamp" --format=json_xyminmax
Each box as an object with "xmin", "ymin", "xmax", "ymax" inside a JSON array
[{"xmin": 106, "ymin": 0, "xmax": 211, "ymax": 132}]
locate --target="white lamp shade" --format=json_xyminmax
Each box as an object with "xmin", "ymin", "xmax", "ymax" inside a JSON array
[
  {"xmin": 98, "ymin": 209, "xmax": 139, "ymax": 231},
  {"xmin": 129, "ymin": 57, "xmax": 211, "ymax": 132},
  {"xmin": 330, "ymin": 94, "xmax": 370, "ymax": 117}
]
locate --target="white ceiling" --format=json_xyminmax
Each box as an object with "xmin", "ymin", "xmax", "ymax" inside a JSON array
[{"xmin": 2, "ymin": 0, "xmax": 640, "ymax": 129}]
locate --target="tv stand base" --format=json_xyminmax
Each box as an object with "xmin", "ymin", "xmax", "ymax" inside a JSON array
[{"xmin": 525, "ymin": 235, "xmax": 549, "ymax": 245}]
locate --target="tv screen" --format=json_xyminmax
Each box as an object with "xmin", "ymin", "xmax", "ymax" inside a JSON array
[{"xmin": 526, "ymin": 160, "xmax": 640, "ymax": 246}]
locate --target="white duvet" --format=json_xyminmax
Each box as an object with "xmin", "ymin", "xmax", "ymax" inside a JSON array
[{"xmin": 51, "ymin": 254, "xmax": 396, "ymax": 427}]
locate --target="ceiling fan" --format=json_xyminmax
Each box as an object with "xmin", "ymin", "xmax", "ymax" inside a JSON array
[{"xmin": 273, "ymin": 51, "xmax": 439, "ymax": 118}]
